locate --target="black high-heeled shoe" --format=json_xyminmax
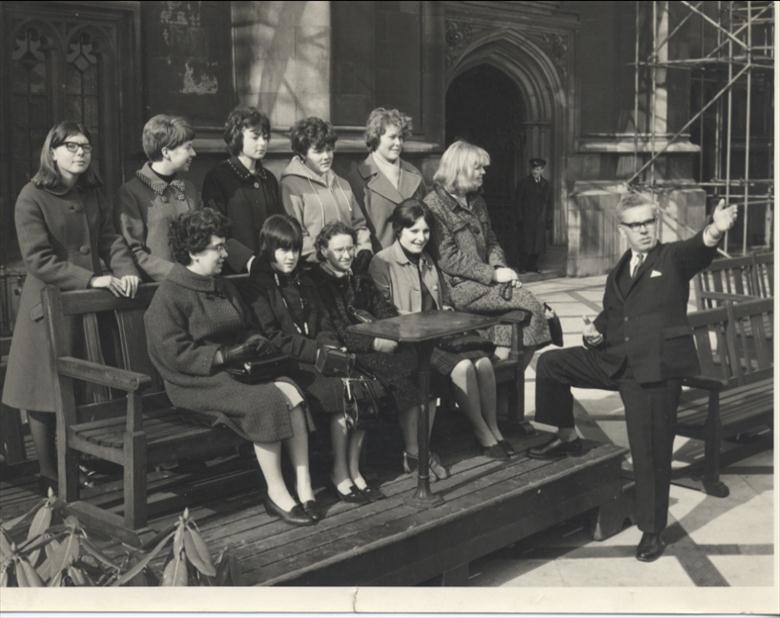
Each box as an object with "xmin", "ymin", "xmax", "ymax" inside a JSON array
[
  {"xmin": 357, "ymin": 484, "xmax": 386, "ymax": 502},
  {"xmin": 301, "ymin": 499, "xmax": 323, "ymax": 522},
  {"xmin": 331, "ymin": 482, "xmax": 370, "ymax": 504},
  {"xmin": 263, "ymin": 496, "xmax": 315, "ymax": 526}
]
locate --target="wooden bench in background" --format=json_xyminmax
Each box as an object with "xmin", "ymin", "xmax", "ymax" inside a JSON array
[
  {"xmin": 674, "ymin": 297, "xmax": 774, "ymax": 497},
  {"xmin": 693, "ymin": 251, "xmax": 774, "ymax": 309}
]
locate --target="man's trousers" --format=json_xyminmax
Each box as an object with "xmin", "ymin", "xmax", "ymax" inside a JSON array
[{"xmin": 534, "ymin": 347, "xmax": 682, "ymax": 533}]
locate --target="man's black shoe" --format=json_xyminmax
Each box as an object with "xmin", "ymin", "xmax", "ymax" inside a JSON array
[
  {"xmin": 527, "ymin": 437, "xmax": 583, "ymax": 459},
  {"xmin": 636, "ymin": 532, "xmax": 665, "ymax": 562}
]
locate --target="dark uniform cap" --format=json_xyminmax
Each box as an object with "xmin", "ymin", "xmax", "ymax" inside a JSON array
[{"xmin": 530, "ymin": 158, "xmax": 546, "ymax": 168}]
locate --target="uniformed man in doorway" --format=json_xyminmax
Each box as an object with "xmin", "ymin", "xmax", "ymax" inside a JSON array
[{"xmin": 514, "ymin": 157, "xmax": 553, "ymax": 272}]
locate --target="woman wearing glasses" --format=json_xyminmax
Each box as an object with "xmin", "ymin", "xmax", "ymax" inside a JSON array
[
  {"xmin": 144, "ymin": 208, "xmax": 319, "ymax": 526},
  {"xmin": 2, "ymin": 121, "xmax": 140, "ymax": 492}
]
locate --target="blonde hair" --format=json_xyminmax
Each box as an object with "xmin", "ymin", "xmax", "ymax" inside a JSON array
[
  {"xmin": 433, "ymin": 140, "xmax": 490, "ymax": 194},
  {"xmin": 618, "ymin": 192, "xmax": 657, "ymax": 221}
]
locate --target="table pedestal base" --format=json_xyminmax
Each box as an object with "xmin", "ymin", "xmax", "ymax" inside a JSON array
[{"xmin": 406, "ymin": 488, "xmax": 444, "ymax": 507}]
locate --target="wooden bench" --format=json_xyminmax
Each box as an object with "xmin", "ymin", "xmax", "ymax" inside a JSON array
[
  {"xmin": 41, "ymin": 278, "xmax": 531, "ymax": 542},
  {"xmin": 42, "ymin": 282, "xmax": 247, "ymax": 541},
  {"xmin": 693, "ymin": 252, "xmax": 774, "ymax": 309},
  {"xmin": 675, "ymin": 297, "xmax": 774, "ymax": 497}
]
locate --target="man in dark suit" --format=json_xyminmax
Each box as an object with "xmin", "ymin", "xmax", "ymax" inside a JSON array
[
  {"xmin": 514, "ymin": 157, "xmax": 553, "ymax": 272},
  {"xmin": 527, "ymin": 193, "xmax": 738, "ymax": 561}
]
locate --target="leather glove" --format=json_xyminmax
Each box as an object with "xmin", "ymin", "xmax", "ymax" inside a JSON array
[{"xmin": 220, "ymin": 333, "xmax": 268, "ymax": 364}]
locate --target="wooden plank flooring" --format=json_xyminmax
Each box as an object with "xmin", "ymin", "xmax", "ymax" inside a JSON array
[{"xmin": 1, "ymin": 423, "xmax": 628, "ymax": 586}]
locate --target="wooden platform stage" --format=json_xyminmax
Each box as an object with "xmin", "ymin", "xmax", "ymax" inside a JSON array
[{"xmin": 2, "ymin": 423, "xmax": 630, "ymax": 586}]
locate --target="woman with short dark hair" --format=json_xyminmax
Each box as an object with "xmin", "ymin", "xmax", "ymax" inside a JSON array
[
  {"xmin": 370, "ymin": 199, "xmax": 513, "ymax": 460},
  {"xmin": 280, "ymin": 117, "xmax": 372, "ymax": 265},
  {"xmin": 144, "ymin": 208, "xmax": 320, "ymax": 526},
  {"xmin": 3, "ymin": 121, "xmax": 140, "ymax": 490},
  {"xmin": 347, "ymin": 108, "xmax": 426, "ymax": 251},
  {"xmin": 244, "ymin": 214, "xmax": 383, "ymax": 503},
  {"xmin": 202, "ymin": 107, "xmax": 283, "ymax": 273}
]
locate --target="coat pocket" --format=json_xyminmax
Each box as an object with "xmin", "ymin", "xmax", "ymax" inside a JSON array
[{"xmin": 29, "ymin": 302, "xmax": 44, "ymax": 322}]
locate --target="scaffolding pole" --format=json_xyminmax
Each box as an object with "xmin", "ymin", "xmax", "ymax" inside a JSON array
[{"xmin": 630, "ymin": 1, "xmax": 774, "ymax": 255}]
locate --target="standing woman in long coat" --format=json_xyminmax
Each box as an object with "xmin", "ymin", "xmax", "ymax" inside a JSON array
[
  {"xmin": 2, "ymin": 121, "xmax": 140, "ymax": 486},
  {"xmin": 347, "ymin": 108, "xmax": 426, "ymax": 251}
]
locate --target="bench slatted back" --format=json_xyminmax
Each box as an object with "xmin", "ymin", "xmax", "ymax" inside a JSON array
[
  {"xmin": 688, "ymin": 305, "xmax": 732, "ymax": 383},
  {"xmin": 694, "ymin": 255, "xmax": 756, "ymax": 309},
  {"xmin": 114, "ymin": 306, "xmax": 164, "ymax": 394},
  {"xmin": 727, "ymin": 298, "xmax": 774, "ymax": 385},
  {"xmin": 753, "ymin": 252, "xmax": 774, "ymax": 298}
]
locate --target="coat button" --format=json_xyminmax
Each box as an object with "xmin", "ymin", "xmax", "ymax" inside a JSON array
[
  {"xmin": 624, "ymin": 317, "xmax": 629, "ymax": 322},
  {"xmin": 253, "ymin": 182, "xmax": 260, "ymax": 189},
  {"xmin": 79, "ymin": 245, "xmax": 91, "ymax": 255},
  {"xmin": 160, "ymin": 195, "xmax": 169, "ymax": 203},
  {"xmin": 624, "ymin": 336, "xmax": 630, "ymax": 342}
]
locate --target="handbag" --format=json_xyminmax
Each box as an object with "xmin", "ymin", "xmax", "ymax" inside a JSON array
[
  {"xmin": 342, "ymin": 374, "xmax": 381, "ymax": 430},
  {"xmin": 544, "ymin": 302, "xmax": 564, "ymax": 347},
  {"xmin": 438, "ymin": 332, "xmax": 495, "ymax": 354},
  {"xmin": 315, "ymin": 345, "xmax": 357, "ymax": 377}
]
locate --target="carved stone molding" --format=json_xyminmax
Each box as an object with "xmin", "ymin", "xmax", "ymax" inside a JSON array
[
  {"xmin": 445, "ymin": 19, "xmax": 488, "ymax": 68},
  {"xmin": 529, "ymin": 31, "xmax": 569, "ymax": 80}
]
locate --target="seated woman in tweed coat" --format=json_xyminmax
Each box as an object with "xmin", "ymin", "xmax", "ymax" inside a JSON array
[{"xmin": 424, "ymin": 140, "xmax": 551, "ymax": 366}]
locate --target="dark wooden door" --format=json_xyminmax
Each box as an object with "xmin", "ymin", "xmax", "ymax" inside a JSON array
[{"xmin": 1, "ymin": 1, "xmax": 141, "ymax": 265}]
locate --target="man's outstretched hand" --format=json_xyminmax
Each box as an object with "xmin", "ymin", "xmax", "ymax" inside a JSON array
[{"xmin": 712, "ymin": 198, "xmax": 739, "ymax": 233}]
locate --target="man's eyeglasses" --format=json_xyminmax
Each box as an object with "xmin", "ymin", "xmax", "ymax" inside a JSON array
[
  {"xmin": 620, "ymin": 218, "xmax": 656, "ymax": 231},
  {"xmin": 62, "ymin": 141, "xmax": 93, "ymax": 154},
  {"xmin": 205, "ymin": 243, "xmax": 228, "ymax": 254}
]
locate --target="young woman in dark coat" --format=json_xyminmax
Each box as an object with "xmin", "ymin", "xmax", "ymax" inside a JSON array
[
  {"xmin": 2, "ymin": 121, "xmax": 140, "ymax": 488},
  {"xmin": 243, "ymin": 215, "xmax": 381, "ymax": 503},
  {"xmin": 144, "ymin": 208, "xmax": 319, "ymax": 526},
  {"xmin": 309, "ymin": 222, "xmax": 449, "ymax": 481},
  {"xmin": 202, "ymin": 107, "xmax": 284, "ymax": 274}
]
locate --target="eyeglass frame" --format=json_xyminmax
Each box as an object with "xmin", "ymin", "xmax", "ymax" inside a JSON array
[
  {"xmin": 60, "ymin": 141, "xmax": 94, "ymax": 154},
  {"xmin": 204, "ymin": 242, "xmax": 228, "ymax": 254},
  {"xmin": 619, "ymin": 217, "xmax": 657, "ymax": 232}
]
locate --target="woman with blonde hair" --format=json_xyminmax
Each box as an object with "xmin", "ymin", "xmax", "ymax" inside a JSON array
[{"xmin": 424, "ymin": 140, "xmax": 551, "ymax": 366}]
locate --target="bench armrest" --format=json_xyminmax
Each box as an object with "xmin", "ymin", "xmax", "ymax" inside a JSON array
[
  {"xmin": 682, "ymin": 374, "xmax": 728, "ymax": 391},
  {"xmin": 57, "ymin": 357, "xmax": 151, "ymax": 392}
]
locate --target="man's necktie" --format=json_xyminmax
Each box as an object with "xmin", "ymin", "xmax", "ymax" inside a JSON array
[{"xmin": 631, "ymin": 253, "xmax": 645, "ymax": 279}]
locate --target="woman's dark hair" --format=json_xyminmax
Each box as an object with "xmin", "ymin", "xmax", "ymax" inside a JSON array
[
  {"xmin": 32, "ymin": 121, "xmax": 102, "ymax": 189},
  {"xmin": 224, "ymin": 107, "xmax": 271, "ymax": 156},
  {"xmin": 289, "ymin": 117, "xmax": 338, "ymax": 158},
  {"xmin": 259, "ymin": 214, "xmax": 303, "ymax": 265},
  {"xmin": 169, "ymin": 208, "xmax": 230, "ymax": 265},
  {"xmin": 314, "ymin": 221, "xmax": 356, "ymax": 261},
  {"xmin": 391, "ymin": 198, "xmax": 434, "ymax": 240}
]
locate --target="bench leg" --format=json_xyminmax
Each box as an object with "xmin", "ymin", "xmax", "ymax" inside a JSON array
[
  {"xmin": 702, "ymin": 392, "xmax": 729, "ymax": 498},
  {"xmin": 56, "ymin": 421, "xmax": 80, "ymax": 503},
  {"xmin": 124, "ymin": 431, "xmax": 148, "ymax": 529}
]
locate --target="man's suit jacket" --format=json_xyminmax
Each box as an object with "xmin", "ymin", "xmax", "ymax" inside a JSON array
[{"xmin": 591, "ymin": 230, "xmax": 718, "ymax": 384}]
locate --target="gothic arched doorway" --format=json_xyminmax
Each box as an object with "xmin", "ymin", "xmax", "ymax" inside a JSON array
[
  {"xmin": 445, "ymin": 64, "xmax": 525, "ymax": 267},
  {"xmin": 445, "ymin": 28, "xmax": 570, "ymax": 275}
]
